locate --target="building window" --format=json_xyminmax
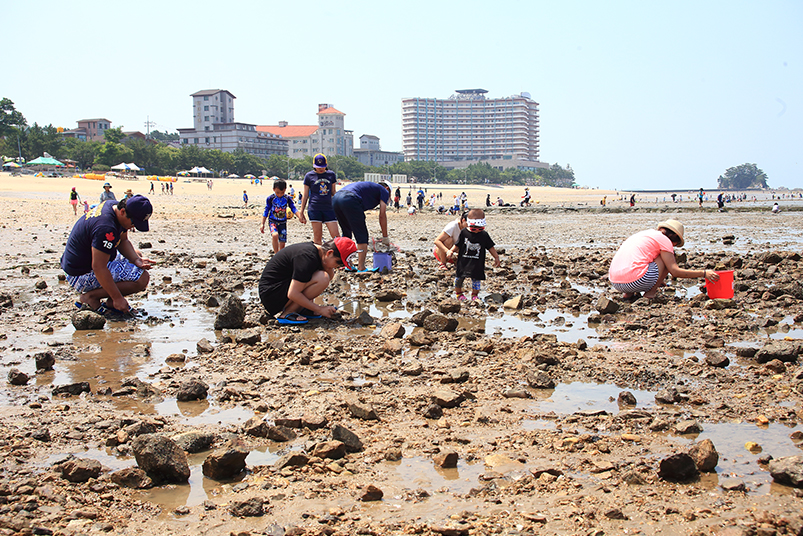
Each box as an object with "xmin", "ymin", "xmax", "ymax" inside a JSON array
[
  {"xmin": 204, "ymin": 96, "xmax": 209, "ymax": 101},
  {"xmin": 194, "ymin": 138, "xmax": 199, "ymax": 144},
  {"xmin": 204, "ymin": 116, "xmax": 209, "ymax": 121},
  {"xmin": 204, "ymin": 106, "xmax": 209, "ymax": 111}
]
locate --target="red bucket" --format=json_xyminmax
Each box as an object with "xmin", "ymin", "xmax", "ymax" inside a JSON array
[{"xmin": 706, "ymin": 270, "xmax": 734, "ymax": 299}]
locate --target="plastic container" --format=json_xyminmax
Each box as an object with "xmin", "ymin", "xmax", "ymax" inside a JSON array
[
  {"xmin": 373, "ymin": 252, "xmax": 392, "ymax": 273},
  {"xmin": 706, "ymin": 270, "xmax": 734, "ymax": 299}
]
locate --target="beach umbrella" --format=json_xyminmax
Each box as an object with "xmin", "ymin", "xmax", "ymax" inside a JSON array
[
  {"xmin": 3, "ymin": 162, "xmax": 21, "ymax": 168},
  {"xmin": 176, "ymin": 170, "xmax": 189, "ymax": 176},
  {"xmin": 227, "ymin": 174, "xmax": 240, "ymax": 178},
  {"xmin": 258, "ymin": 175, "xmax": 268, "ymax": 179},
  {"xmin": 27, "ymin": 156, "xmax": 64, "ymax": 166},
  {"xmin": 244, "ymin": 174, "xmax": 255, "ymax": 179}
]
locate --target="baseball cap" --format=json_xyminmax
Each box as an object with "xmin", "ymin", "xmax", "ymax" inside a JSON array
[
  {"xmin": 333, "ymin": 237, "xmax": 357, "ymax": 270},
  {"xmin": 125, "ymin": 195, "xmax": 153, "ymax": 232},
  {"xmin": 313, "ymin": 153, "xmax": 327, "ymax": 168},
  {"xmin": 379, "ymin": 180, "xmax": 392, "ymax": 191}
]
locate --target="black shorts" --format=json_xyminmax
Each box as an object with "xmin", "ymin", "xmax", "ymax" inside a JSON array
[{"xmin": 258, "ymin": 280, "xmax": 291, "ymax": 316}]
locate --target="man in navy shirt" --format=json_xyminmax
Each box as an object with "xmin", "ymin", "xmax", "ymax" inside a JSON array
[
  {"xmin": 332, "ymin": 180, "xmax": 391, "ymax": 271},
  {"xmin": 61, "ymin": 195, "xmax": 153, "ymax": 313}
]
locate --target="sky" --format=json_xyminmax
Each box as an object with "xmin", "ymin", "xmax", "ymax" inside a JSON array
[{"xmin": 4, "ymin": 0, "xmax": 801, "ymax": 190}]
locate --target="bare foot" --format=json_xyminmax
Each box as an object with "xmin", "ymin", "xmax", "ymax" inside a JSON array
[{"xmin": 643, "ymin": 291, "xmax": 658, "ymax": 299}]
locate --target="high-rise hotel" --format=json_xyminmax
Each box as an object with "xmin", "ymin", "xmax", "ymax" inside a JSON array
[{"xmin": 401, "ymin": 89, "xmax": 546, "ymax": 171}]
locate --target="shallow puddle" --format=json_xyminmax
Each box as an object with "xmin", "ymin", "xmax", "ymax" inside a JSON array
[
  {"xmin": 525, "ymin": 381, "xmax": 657, "ymax": 416},
  {"xmin": 384, "ymin": 456, "xmax": 486, "ymax": 495}
]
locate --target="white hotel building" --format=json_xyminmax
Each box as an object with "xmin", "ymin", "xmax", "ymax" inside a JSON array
[{"xmin": 401, "ymin": 89, "xmax": 547, "ymax": 171}]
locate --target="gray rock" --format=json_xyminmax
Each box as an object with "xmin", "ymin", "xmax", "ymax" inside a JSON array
[
  {"xmin": 423, "ymin": 404, "xmax": 443, "ymax": 419},
  {"xmin": 674, "ymin": 420, "xmax": 703, "ymax": 435},
  {"xmin": 411, "ymin": 309, "xmax": 434, "ymax": 326},
  {"xmin": 132, "ymin": 435, "xmax": 191, "ymax": 483},
  {"xmin": 202, "ymin": 439, "xmax": 249, "ymax": 480},
  {"xmin": 331, "ymin": 424, "xmax": 363, "ymax": 452},
  {"xmin": 688, "ymin": 439, "xmax": 719, "ymax": 472},
  {"xmin": 229, "ymin": 497, "xmax": 264, "ymax": 517},
  {"xmin": 618, "ymin": 391, "xmax": 637, "ymax": 406},
  {"xmin": 355, "ymin": 310, "xmax": 375, "ymax": 326},
  {"xmin": 72, "ymin": 310, "xmax": 106, "ymax": 330},
  {"xmin": 423, "ymin": 313, "xmax": 459, "ymax": 332},
  {"xmin": 206, "ymin": 296, "xmax": 219, "ymax": 307},
  {"xmin": 52, "ymin": 382, "xmax": 90, "ymax": 396},
  {"xmin": 176, "ymin": 379, "xmax": 208, "ymax": 401},
  {"xmin": 596, "ymin": 296, "xmax": 620, "ymax": 314},
  {"xmin": 235, "ymin": 329, "xmax": 261, "ymax": 345},
  {"xmin": 755, "ymin": 340, "xmax": 802, "ymax": 364},
  {"xmin": 267, "ymin": 425, "xmax": 297, "ymax": 442},
  {"xmin": 769, "ymin": 455, "xmax": 803, "ymax": 487},
  {"xmin": 171, "ymin": 431, "xmax": 215, "ymax": 453},
  {"xmin": 274, "ymin": 452, "xmax": 309, "ymax": 470},
  {"xmin": 110, "ymin": 467, "xmax": 153, "ymax": 489},
  {"xmin": 604, "ymin": 508, "xmax": 627, "ymax": 520},
  {"xmin": 375, "ymin": 289, "xmax": 403, "ymax": 302},
  {"xmin": 214, "ymin": 294, "xmax": 245, "ymax": 330},
  {"xmin": 34, "ymin": 351, "xmax": 56, "ymax": 371},
  {"xmin": 526, "ymin": 371, "xmax": 556, "ymax": 389},
  {"xmin": 720, "ymin": 478, "xmax": 746, "ymax": 492},
  {"xmin": 439, "ymin": 298, "xmax": 462, "ymax": 314},
  {"xmin": 655, "ymin": 388, "xmax": 682, "ymax": 404},
  {"xmin": 431, "ymin": 388, "xmax": 464, "ymax": 408},
  {"xmin": 705, "ymin": 353, "xmax": 730, "ymax": 368},
  {"xmin": 59, "ymin": 458, "xmax": 102, "ymax": 482},
  {"xmin": 433, "ymin": 450, "xmax": 458, "ymax": 468},
  {"xmin": 196, "ymin": 338, "xmax": 214, "ymax": 353},
  {"xmin": 7, "ymin": 368, "xmax": 28, "ymax": 386},
  {"xmin": 658, "ymin": 453, "xmax": 699, "ymax": 481},
  {"xmin": 503, "ymin": 388, "xmax": 531, "ymax": 399}
]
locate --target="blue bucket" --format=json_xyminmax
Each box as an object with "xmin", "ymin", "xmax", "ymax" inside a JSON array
[{"xmin": 373, "ymin": 252, "xmax": 392, "ymax": 273}]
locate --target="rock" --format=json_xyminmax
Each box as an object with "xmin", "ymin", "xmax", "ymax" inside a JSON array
[
  {"xmin": 35, "ymin": 279, "xmax": 47, "ymax": 289},
  {"xmin": 618, "ymin": 391, "xmax": 637, "ymax": 406},
  {"xmin": 526, "ymin": 371, "xmax": 555, "ymax": 389},
  {"xmin": 215, "ymin": 252, "xmax": 227, "ymax": 261},
  {"xmin": 31, "ymin": 428, "xmax": 51, "ymax": 442},
  {"xmin": 275, "ymin": 416, "xmax": 303, "ymax": 428},
  {"xmin": 441, "ymin": 369, "xmax": 470, "ymax": 384},
  {"xmin": 196, "ymin": 338, "xmax": 214, "ymax": 353},
  {"xmin": 302, "ymin": 413, "xmax": 328, "ymax": 430},
  {"xmin": 380, "ymin": 322, "xmax": 406, "ymax": 339},
  {"xmin": 755, "ymin": 340, "xmax": 801, "ymax": 364},
  {"xmin": 423, "ymin": 404, "xmax": 444, "ymax": 419},
  {"xmin": 485, "ymin": 292, "xmax": 505, "ymax": 304},
  {"xmin": 720, "ymin": 478, "xmax": 746, "ymax": 492},
  {"xmin": 409, "ymin": 331, "xmax": 434, "ymax": 346},
  {"xmin": 423, "ymin": 313, "xmax": 458, "ymax": 332},
  {"xmin": 229, "ymin": 497, "xmax": 265, "ymax": 517},
  {"xmin": 430, "ymin": 524, "xmax": 470, "ymax": 536},
  {"xmin": 384, "ymin": 448, "xmax": 403, "ymax": 461},
  {"xmin": 688, "ymin": 439, "xmax": 719, "ymax": 472},
  {"xmin": 604, "ymin": 508, "xmax": 627, "ymax": 520},
  {"xmin": 267, "ymin": 425, "xmax": 297, "ymax": 442},
  {"xmin": 346, "ymin": 397, "xmax": 379, "ymax": 420},
  {"xmin": 433, "ymin": 450, "xmax": 458, "ymax": 468},
  {"xmin": 235, "ymin": 329, "xmax": 261, "ymax": 345},
  {"xmin": 382, "ymin": 339, "xmax": 404, "ymax": 355},
  {"xmin": 312, "ymin": 440, "xmax": 346, "ymax": 459},
  {"xmin": 59, "ymin": 458, "xmax": 102, "ymax": 482},
  {"xmin": 355, "ymin": 310, "xmax": 375, "ymax": 326},
  {"xmin": 764, "ymin": 359, "xmax": 786, "ymax": 373},
  {"xmin": 596, "ymin": 296, "xmax": 620, "ymax": 314},
  {"xmin": 705, "ymin": 353, "xmax": 730, "ymax": 368},
  {"xmin": 214, "ymin": 294, "xmax": 245, "ymax": 330},
  {"xmin": 503, "ymin": 388, "xmax": 530, "ymax": 399},
  {"xmin": 34, "ymin": 351, "xmax": 56, "ymax": 370},
  {"xmin": 274, "ymin": 452, "xmax": 310, "ymax": 470},
  {"xmin": 704, "ymin": 299, "xmax": 736, "ymax": 310},
  {"xmin": 503, "ymin": 295, "xmax": 523, "ymax": 310},
  {"xmin": 411, "ymin": 309, "xmax": 434, "ymax": 326},
  {"xmin": 358, "ymin": 484, "xmax": 384, "ymax": 501},
  {"xmin": 72, "ymin": 310, "xmax": 106, "ymax": 330},
  {"xmin": 7, "ymin": 368, "xmax": 28, "ymax": 386},
  {"xmin": 439, "ymin": 298, "xmax": 462, "ymax": 314},
  {"xmin": 655, "ymin": 388, "xmax": 682, "ymax": 404},
  {"xmin": 171, "ymin": 431, "xmax": 215, "ymax": 453},
  {"xmin": 0, "ymin": 293, "xmax": 13, "ymax": 308},
  {"xmin": 206, "ymin": 296, "xmax": 219, "ymax": 307},
  {"xmin": 431, "ymin": 388, "xmax": 464, "ymax": 408},
  {"xmin": 165, "ymin": 353, "xmax": 185, "ymax": 363},
  {"xmin": 176, "ymin": 379, "xmax": 208, "ymax": 401},
  {"xmin": 132, "ymin": 435, "xmax": 191, "ymax": 483},
  {"xmin": 401, "ymin": 362, "xmax": 424, "ymax": 376},
  {"xmin": 110, "ymin": 467, "xmax": 153, "ymax": 489},
  {"xmin": 331, "ymin": 424, "xmax": 363, "ymax": 452},
  {"xmin": 375, "ymin": 289, "xmax": 403, "ymax": 302},
  {"xmin": 769, "ymin": 455, "xmax": 803, "ymax": 487},
  {"xmin": 202, "ymin": 439, "xmax": 249, "ymax": 480},
  {"xmin": 674, "ymin": 420, "xmax": 703, "ymax": 434},
  {"xmin": 658, "ymin": 453, "xmax": 699, "ymax": 481},
  {"xmin": 243, "ymin": 418, "xmax": 269, "ymax": 438},
  {"xmin": 52, "ymin": 382, "xmax": 90, "ymax": 396}
]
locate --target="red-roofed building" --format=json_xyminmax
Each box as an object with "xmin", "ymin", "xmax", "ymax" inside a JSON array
[{"xmin": 258, "ymin": 104, "xmax": 353, "ymax": 159}]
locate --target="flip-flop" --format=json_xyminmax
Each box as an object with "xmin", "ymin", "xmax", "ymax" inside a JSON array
[
  {"xmin": 298, "ymin": 308, "xmax": 322, "ymax": 319},
  {"xmin": 357, "ymin": 267, "xmax": 379, "ymax": 273},
  {"xmin": 277, "ymin": 312, "xmax": 308, "ymax": 325}
]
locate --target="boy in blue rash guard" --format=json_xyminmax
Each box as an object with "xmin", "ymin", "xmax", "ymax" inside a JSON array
[{"xmin": 260, "ymin": 179, "xmax": 297, "ymax": 253}]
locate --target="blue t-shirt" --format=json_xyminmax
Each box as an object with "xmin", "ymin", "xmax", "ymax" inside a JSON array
[
  {"xmin": 339, "ymin": 182, "xmax": 390, "ymax": 211},
  {"xmin": 263, "ymin": 194, "xmax": 297, "ymax": 222},
  {"xmin": 303, "ymin": 170, "xmax": 337, "ymax": 211},
  {"xmin": 61, "ymin": 200, "xmax": 124, "ymax": 276}
]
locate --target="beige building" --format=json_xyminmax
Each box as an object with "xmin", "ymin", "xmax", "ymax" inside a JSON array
[
  {"xmin": 67, "ymin": 118, "xmax": 112, "ymax": 142},
  {"xmin": 258, "ymin": 104, "xmax": 353, "ymax": 159},
  {"xmin": 401, "ymin": 89, "xmax": 546, "ymax": 171}
]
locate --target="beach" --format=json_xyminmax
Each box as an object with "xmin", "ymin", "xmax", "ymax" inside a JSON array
[{"xmin": 1, "ymin": 172, "xmax": 802, "ymax": 535}]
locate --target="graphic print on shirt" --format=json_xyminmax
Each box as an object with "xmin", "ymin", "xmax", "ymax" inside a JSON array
[
  {"xmin": 86, "ymin": 203, "xmax": 120, "ymax": 250},
  {"xmin": 464, "ymin": 240, "xmax": 482, "ymax": 259},
  {"xmin": 312, "ymin": 178, "xmax": 330, "ymax": 197}
]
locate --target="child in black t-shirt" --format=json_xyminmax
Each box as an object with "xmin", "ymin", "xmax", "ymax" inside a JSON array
[{"xmin": 446, "ymin": 208, "xmax": 501, "ymax": 301}]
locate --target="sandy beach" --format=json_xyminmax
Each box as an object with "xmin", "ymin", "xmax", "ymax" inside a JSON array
[{"xmin": 0, "ymin": 171, "xmax": 802, "ymax": 535}]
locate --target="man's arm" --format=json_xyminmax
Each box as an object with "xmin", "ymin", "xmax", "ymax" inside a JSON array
[
  {"xmin": 378, "ymin": 201, "xmax": 388, "ymax": 238},
  {"xmin": 117, "ymin": 233, "xmax": 152, "ymax": 269}
]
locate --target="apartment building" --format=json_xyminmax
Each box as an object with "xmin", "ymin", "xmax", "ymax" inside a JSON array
[
  {"xmin": 258, "ymin": 104, "xmax": 353, "ymax": 159},
  {"xmin": 178, "ymin": 89, "xmax": 287, "ymax": 158},
  {"xmin": 353, "ymin": 134, "xmax": 404, "ymax": 167},
  {"xmin": 401, "ymin": 89, "xmax": 546, "ymax": 171}
]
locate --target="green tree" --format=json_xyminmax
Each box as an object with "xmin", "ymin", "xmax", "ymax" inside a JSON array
[
  {"xmin": 96, "ymin": 142, "xmax": 134, "ymax": 167},
  {"xmin": 718, "ymin": 163, "xmax": 768, "ymax": 189},
  {"xmin": 0, "ymin": 98, "xmax": 26, "ymax": 138},
  {"xmin": 328, "ymin": 155, "xmax": 368, "ymax": 180},
  {"xmin": 104, "ymin": 127, "xmax": 126, "ymax": 143},
  {"xmin": 20, "ymin": 123, "xmax": 63, "ymax": 160},
  {"xmin": 537, "ymin": 163, "xmax": 576, "ymax": 188},
  {"xmin": 148, "ymin": 130, "xmax": 179, "ymax": 142},
  {"xmin": 61, "ymin": 138, "xmax": 100, "ymax": 170}
]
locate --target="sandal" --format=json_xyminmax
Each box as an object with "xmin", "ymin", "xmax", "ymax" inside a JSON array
[
  {"xmin": 438, "ymin": 264, "xmax": 448, "ymax": 270},
  {"xmin": 277, "ymin": 312, "xmax": 308, "ymax": 325},
  {"xmin": 457, "ymin": 295, "xmax": 467, "ymax": 301},
  {"xmin": 298, "ymin": 308, "xmax": 322, "ymax": 319}
]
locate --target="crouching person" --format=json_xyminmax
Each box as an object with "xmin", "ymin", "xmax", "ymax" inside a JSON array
[{"xmin": 258, "ymin": 237, "xmax": 357, "ymax": 325}]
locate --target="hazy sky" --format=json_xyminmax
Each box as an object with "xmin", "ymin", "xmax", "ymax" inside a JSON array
[{"xmin": 5, "ymin": 0, "xmax": 801, "ymax": 189}]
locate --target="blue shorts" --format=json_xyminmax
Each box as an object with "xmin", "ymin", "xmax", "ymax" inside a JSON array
[
  {"xmin": 333, "ymin": 191, "xmax": 369, "ymax": 245},
  {"xmin": 65, "ymin": 253, "xmax": 144, "ymax": 294},
  {"xmin": 611, "ymin": 262, "xmax": 660, "ymax": 293},
  {"xmin": 307, "ymin": 209, "xmax": 337, "ymax": 224},
  {"xmin": 269, "ymin": 221, "xmax": 288, "ymax": 242}
]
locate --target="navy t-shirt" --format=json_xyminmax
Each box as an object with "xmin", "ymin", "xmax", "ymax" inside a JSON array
[
  {"xmin": 61, "ymin": 201, "xmax": 124, "ymax": 276},
  {"xmin": 339, "ymin": 182, "xmax": 390, "ymax": 211},
  {"xmin": 455, "ymin": 228, "xmax": 495, "ymax": 280},
  {"xmin": 303, "ymin": 170, "xmax": 337, "ymax": 211}
]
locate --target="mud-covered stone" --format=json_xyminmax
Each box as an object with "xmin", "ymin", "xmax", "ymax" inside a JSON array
[
  {"xmin": 214, "ymin": 294, "xmax": 245, "ymax": 330},
  {"xmin": 658, "ymin": 453, "xmax": 699, "ymax": 481},
  {"xmin": 72, "ymin": 310, "xmax": 106, "ymax": 330},
  {"xmin": 7, "ymin": 368, "xmax": 28, "ymax": 385},
  {"xmin": 132, "ymin": 435, "xmax": 190, "ymax": 483},
  {"xmin": 59, "ymin": 458, "xmax": 102, "ymax": 482},
  {"xmin": 176, "ymin": 379, "xmax": 208, "ymax": 401},
  {"xmin": 202, "ymin": 439, "xmax": 249, "ymax": 480}
]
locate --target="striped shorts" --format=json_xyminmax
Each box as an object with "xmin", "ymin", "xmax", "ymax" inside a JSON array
[
  {"xmin": 611, "ymin": 262, "xmax": 660, "ymax": 293},
  {"xmin": 66, "ymin": 253, "xmax": 144, "ymax": 294}
]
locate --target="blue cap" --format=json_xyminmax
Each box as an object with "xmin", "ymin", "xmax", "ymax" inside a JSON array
[{"xmin": 125, "ymin": 194, "xmax": 152, "ymax": 232}]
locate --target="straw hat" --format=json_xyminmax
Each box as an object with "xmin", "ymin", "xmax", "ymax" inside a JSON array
[
  {"xmin": 125, "ymin": 189, "xmax": 133, "ymax": 195},
  {"xmin": 657, "ymin": 219, "xmax": 685, "ymax": 247}
]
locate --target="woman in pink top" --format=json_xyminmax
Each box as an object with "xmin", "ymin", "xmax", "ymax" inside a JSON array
[{"xmin": 608, "ymin": 220, "xmax": 719, "ymax": 301}]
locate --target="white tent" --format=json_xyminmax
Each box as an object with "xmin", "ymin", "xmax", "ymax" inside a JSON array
[
  {"xmin": 126, "ymin": 163, "xmax": 141, "ymax": 171},
  {"xmin": 111, "ymin": 162, "xmax": 141, "ymax": 171}
]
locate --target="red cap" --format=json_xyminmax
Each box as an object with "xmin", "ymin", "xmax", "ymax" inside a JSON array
[{"xmin": 333, "ymin": 237, "xmax": 357, "ymax": 270}]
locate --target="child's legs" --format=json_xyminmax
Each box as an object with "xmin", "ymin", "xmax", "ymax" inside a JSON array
[
  {"xmin": 471, "ymin": 279, "xmax": 481, "ymax": 297},
  {"xmin": 283, "ymin": 270, "xmax": 332, "ymax": 314},
  {"xmin": 454, "ymin": 276, "xmax": 465, "ymax": 296},
  {"xmin": 644, "ymin": 255, "xmax": 669, "ymax": 298},
  {"xmin": 310, "ymin": 222, "xmax": 324, "ymax": 245},
  {"xmin": 324, "ymin": 220, "xmax": 340, "ymax": 241}
]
